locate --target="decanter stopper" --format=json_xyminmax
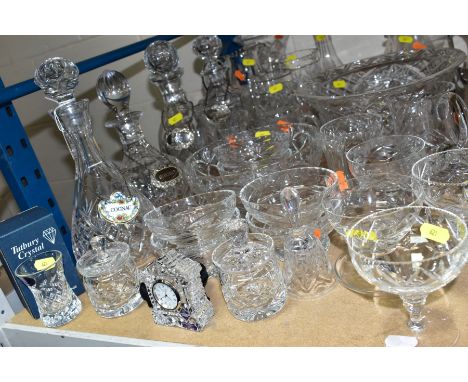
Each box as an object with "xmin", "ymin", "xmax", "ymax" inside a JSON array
[
  {"xmin": 193, "ymin": 35, "xmax": 223, "ymax": 60},
  {"xmin": 280, "ymin": 186, "xmax": 301, "ymax": 227},
  {"xmin": 224, "ymin": 218, "xmax": 249, "ymax": 248},
  {"xmin": 96, "ymin": 70, "xmax": 131, "ymax": 117},
  {"xmin": 89, "ymin": 235, "xmax": 109, "ymax": 250},
  {"xmin": 144, "ymin": 41, "xmax": 180, "ymax": 81},
  {"xmin": 34, "ymin": 57, "xmax": 79, "ymax": 103}
]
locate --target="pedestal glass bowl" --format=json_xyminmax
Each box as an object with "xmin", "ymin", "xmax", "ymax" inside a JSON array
[
  {"xmin": 323, "ymin": 173, "xmax": 421, "ymax": 294},
  {"xmin": 347, "ymin": 206, "xmax": 467, "ymax": 346},
  {"xmin": 240, "ymin": 166, "xmax": 338, "ymax": 227},
  {"xmin": 346, "ymin": 135, "xmax": 426, "ymax": 177},
  {"xmin": 143, "ymin": 190, "xmax": 238, "ymax": 275},
  {"xmin": 411, "ymin": 148, "xmax": 468, "ymax": 223},
  {"xmin": 186, "ymin": 125, "xmax": 322, "ymax": 195}
]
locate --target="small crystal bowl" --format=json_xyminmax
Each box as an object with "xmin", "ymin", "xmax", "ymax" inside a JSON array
[
  {"xmin": 143, "ymin": 190, "xmax": 237, "ymax": 273},
  {"xmin": 240, "ymin": 166, "xmax": 338, "ymax": 225},
  {"xmin": 346, "ymin": 134, "xmax": 427, "ymax": 177}
]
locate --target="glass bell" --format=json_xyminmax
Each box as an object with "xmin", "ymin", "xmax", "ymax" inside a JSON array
[
  {"xmin": 144, "ymin": 40, "xmax": 207, "ymax": 161},
  {"xmin": 34, "ymin": 57, "xmax": 156, "ymax": 271},
  {"xmin": 96, "ymin": 69, "xmax": 191, "ymax": 207}
]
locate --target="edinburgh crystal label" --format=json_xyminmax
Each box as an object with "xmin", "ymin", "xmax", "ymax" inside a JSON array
[
  {"xmin": 98, "ymin": 191, "xmax": 140, "ymax": 224},
  {"xmin": 151, "ymin": 166, "xmax": 180, "ymax": 188}
]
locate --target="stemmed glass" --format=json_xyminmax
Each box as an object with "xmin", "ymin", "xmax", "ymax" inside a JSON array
[
  {"xmin": 320, "ymin": 113, "xmax": 383, "ymax": 178},
  {"xmin": 411, "ymin": 148, "xmax": 468, "ymax": 223},
  {"xmin": 323, "ymin": 173, "xmax": 420, "ymax": 294},
  {"xmin": 347, "ymin": 206, "xmax": 467, "ymax": 346},
  {"xmin": 346, "ymin": 135, "xmax": 427, "ymax": 177}
]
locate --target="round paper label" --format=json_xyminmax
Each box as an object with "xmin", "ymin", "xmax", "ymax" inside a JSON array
[{"xmin": 98, "ymin": 191, "xmax": 140, "ymax": 224}]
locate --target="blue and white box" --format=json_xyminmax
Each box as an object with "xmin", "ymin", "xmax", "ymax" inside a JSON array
[{"xmin": 0, "ymin": 206, "xmax": 84, "ymax": 319}]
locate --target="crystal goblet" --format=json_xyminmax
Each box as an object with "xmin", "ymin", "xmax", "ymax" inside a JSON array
[
  {"xmin": 323, "ymin": 173, "xmax": 421, "ymax": 294},
  {"xmin": 320, "ymin": 113, "xmax": 383, "ymax": 177},
  {"xmin": 411, "ymin": 148, "xmax": 468, "ymax": 223},
  {"xmin": 347, "ymin": 206, "xmax": 467, "ymax": 346},
  {"xmin": 346, "ymin": 134, "xmax": 427, "ymax": 177}
]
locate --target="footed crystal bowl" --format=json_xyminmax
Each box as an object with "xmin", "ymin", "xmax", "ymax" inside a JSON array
[
  {"xmin": 240, "ymin": 167, "xmax": 338, "ymax": 227},
  {"xmin": 143, "ymin": 190, "xmax": 238, "ymax": 274}
]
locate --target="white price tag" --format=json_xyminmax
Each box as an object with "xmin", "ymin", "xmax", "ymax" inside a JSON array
[{"xmin": 385, "ymin": 335, "xmax": 418, "ymax": 347}]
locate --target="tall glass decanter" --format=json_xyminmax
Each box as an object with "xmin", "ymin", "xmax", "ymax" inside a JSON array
[
  {"xmin": 144, "ymin": 41, "xmax": 206, "ymax": 161},
  {"xmin": 34, "ymin": 58, "xmax": 156, "ymax": 270},
  {"xmin": 193, "ymin": 35, "xmax": 248, "ymax": 142},
  {"xmin": 314, "ymin": 35, "xmax": 343, "ymax": 72},
  {"xmin": 96, "ymin": 69, "xmax": 191, "ymax": 206}
]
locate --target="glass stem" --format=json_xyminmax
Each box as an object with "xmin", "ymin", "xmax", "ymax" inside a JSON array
[{"xmin": 401, "ymin": 294, "xmax": 428, "ymax": 332}]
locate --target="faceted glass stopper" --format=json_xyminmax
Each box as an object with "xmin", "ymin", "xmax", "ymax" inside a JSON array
[
  {"xmin": 280, "ymin": 186, "xmax": 301, "ymax": 227},
  {"xmin": 193, "ymin": 35, "xmax": 223, "ymax": 59},
  {"xmin": 34, "ymin": 57, "xmax": 79, "ymax": 103},
  {"xmin": 96, "ymin": 70, "xmax": 131, "ymax": 116},
  {"xmin": 224, "ymin": 218, "xmax": 249, "ymax": 248},
  {"xmin": 144, "ymin": 41, "xmax": 179, "ymax": 76}
]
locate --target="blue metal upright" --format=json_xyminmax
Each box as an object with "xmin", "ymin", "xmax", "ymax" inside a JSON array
[
  {"xmin": 0, "ymin": 35, "xmax": 241, "ymax": 261},
  {"xmin": 0, "ymin": 78, "xmax": 73, "ymax": 257}
]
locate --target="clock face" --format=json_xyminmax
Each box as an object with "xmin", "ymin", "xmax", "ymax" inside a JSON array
[{"xmin": 152, "ymin": 281, "xmax": 180, "ymax": 310}]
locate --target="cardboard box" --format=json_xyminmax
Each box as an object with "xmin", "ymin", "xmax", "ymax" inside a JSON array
[{"xmin": 0, "ymin": 207, "xmax": 84, "ymax": 319}]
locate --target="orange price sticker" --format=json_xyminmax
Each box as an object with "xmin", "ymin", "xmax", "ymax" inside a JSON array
[
  {"xmin": 234, "ymin": 70, "xmax": 246, "ymax": 81},
  {"xmin": 336, "ymin": 170, "xmax": 349, "ymax": 191},
  {"xmin": 412, "ymin": 41, "xmax": 427, "ymax": 50},
  {"xmin": 227, "ymin": 135, "xmax": 238, "ymax": 147},
  {"xmin": 313, "ymin": 228, "xmax": 321, "ymax": 239},
  {"xmin": 276, "ymin": 119, "xmax": 292, "ymax": 133}
]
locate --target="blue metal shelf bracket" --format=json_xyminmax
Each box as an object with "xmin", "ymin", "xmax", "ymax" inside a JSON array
[{"xmin": 0, "ymin": 78, "xmax": 74, "ymax": 258}]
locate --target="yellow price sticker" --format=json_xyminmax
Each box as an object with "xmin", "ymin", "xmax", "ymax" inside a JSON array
[
  {"xmin": 255, "ymin": 130, "xmax": 271, "ymax": 138},
  {"xmin": 168, "ymin": 112, "xmax": 183, "ymax": 126},
  {"xmin": 285, "ymin": 54, "xmax": 297, "ymax": 63},
  {"xmin": 242, "ymin": 58, "xmax": 256, "ymax": 66},
  {"xmin": 269, "ymin": 83, "xmax": 283, "ymax": 94},
  {"xmin": 420, "ymin": 223, "xmax": 450, "ymax": 244},
  {"xmin": 333, "ymin": 79, "xmax": 347, "ymax": 89},
  {"xmin": 346, "ymin": 229, "xmax": 378, "ymax": 242},
  {"xmin": 398, "ymin": 35, "xmax": 413, "ymax": 44},
  {"xmin": 34, "ymin": 257, "xmax": 56, "ymax": 271},
  {"xmin": 314, "ymin": 35, "xmax": 326, "ymax": 42}
]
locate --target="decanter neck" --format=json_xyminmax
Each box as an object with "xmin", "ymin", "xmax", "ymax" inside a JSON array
[
  {"xmin": 315, "ymin": 35, "xmax": 343, "ymax": 69},
  {"xmin": 105, "ymin": 111, "xmax": 146, "ymax": 147},
  {"xmin": 54, "ymin": 99, "xmax": 105, "ymax": 170}
]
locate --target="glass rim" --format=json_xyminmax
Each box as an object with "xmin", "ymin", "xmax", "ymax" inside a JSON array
[
  {"xmin": 296, "ymin": 48, "xmax": 466, "ymax": 102},
  {"xmin": 212, "ymin": 232, "xmax": 275, "ymax": 273},
  {"xmin": 346, "ymin": 205, "xmax": 468, "ymax": 265},
  {"xmin": 14, "ymin": 250, "xmax": 63, "ymax": 278},
  {"xmin": 322, "ymin": 174, "xmax": 418, "ymax": 220},
  {"xmin": 144, "ymin": 189, "xmax": 236, "ymax": 222},
  {"xmin": 411, "ymin": 148, "xmax": 468, "ymax": 187},
  {"xmin": 319, "ymin": 112, "xmax": 383, "ymax": 135},
  {"xmin": 76, "ymin": 241, "xmax": 130, "ymax": 278},
  {"xmin": 240, "ymin": 166, "xmax": 339, "ymax": 208},
  {"xmin": 345, "ymin": 134, "xmax": 426, "ymax": 164}
]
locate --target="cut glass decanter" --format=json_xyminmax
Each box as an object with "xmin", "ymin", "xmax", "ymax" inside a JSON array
[
  {"xmin": 144, "ymin": 41, "xmax": 207, "ymax": 160},
  {"xmin": 193, "ymin": 35, "xmax": 249, "ymax": 142},
  {"xmin": 314, "ymin": 35, "xmax": 343, "ymax": 73},
  {"xmin": 96, "ymin": 69, "xmax": 191, "ymax": 207},
  {"xmin": 34, "ymin": 57, "xmax": 156, "ymax": 270}
]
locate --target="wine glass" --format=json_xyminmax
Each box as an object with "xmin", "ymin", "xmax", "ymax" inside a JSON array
[
  {"xmin": 322, "ymin": 173, "xmax": 421, "ymax": 294},
  {"xmin": 346, "ymin": 135, "xmax": 427, "ymax": 177},
  {"xmin": 411, "ymin": 148, "xmax": 468, "ymax": 223},
  {"xmin": 347, "ymin": 206, "xmax": 467, "ymax": 346}
]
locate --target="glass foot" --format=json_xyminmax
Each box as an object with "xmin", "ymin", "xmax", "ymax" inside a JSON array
[
  {"xmin": 334, "ymin": 254, "xmax": 387, "ymax": 296},
  {"xmin": 384, "ymin": 308, "xmax": 460, "ymax": 347}
]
